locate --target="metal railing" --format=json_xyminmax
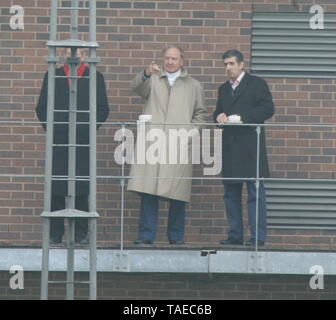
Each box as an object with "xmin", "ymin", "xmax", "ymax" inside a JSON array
[{"xmin": 1, "ymin": 120, "xmax": 336, "ymax": 254}]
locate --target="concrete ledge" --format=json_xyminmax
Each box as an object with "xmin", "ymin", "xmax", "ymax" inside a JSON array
[{"xmin": 1, "ymin": 248, "xmax": 336, "ymax": 275}]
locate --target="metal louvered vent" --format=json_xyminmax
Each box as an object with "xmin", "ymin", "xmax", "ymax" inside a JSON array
[
  {"xmin": 265, "ymin": 180, "xmax": 336, "ymax": 230},
  {"xmin": 251, "ymin": 12, "xmax": 336, "ymax": 78}
]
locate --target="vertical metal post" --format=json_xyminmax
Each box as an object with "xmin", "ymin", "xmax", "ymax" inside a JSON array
[
  {"xmin": 41, "ymin": 218, "xmax": 50, "ymax": 300},
  {"xmin": 43, "ymin": 2, "xmax": 57, "ymax": 226},
  {"xmin": 88, "ymin": 0, "xmax": 98, "ymax": 300},
  {"xmin": 255, "ymin": 126, "xmax": 261, "ymax": 252},
  {"xmin": 70, "ymin": 0, "xmax": 79, "ymax": 39},
  {"xmin": 88, "ymin": 0, "xmax": 97, "ymax": 214},
  {"xmin": 67, "ymin": 0, "xmax": 79, "ymax": 211},
  {"xmin": 66, "ymin": 0, "xmax": 79, "ymax": 299},
  {"xmin": 66, "ymin": 218, "xmax": 75, "ymax": 300},
  {"xmin": 120, "ymin": 125, "xmax": 126, "ymax": 252},
  {"xmin": 89, "ymin": 218, "xmax": 97, "ymax": 300},
  {"xmin": 67, "ymin": 48, "xmax": 78, "ymax": 210},
  {"xmin": 41, "ymin": 0, "xmax": 58, "ymax": 300}
]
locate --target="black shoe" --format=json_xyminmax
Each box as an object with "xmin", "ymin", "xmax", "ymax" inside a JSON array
[
  {"xmin": 169, "ymin": 239, "xmax": 185, "ymax": 245},
  {"xmin": 219, "ymin": 238, "xmax": 243, "ymax": 245},
  {"xmin": 75, "ymin": 238, "xmax": 89, "ymax": 245},
  {"xmin": 245, "ymin": 239, "xmax": 265, "ymax": 247},
  {"xmin": 133, "ymin": 238, "xmax": 153, "ymax": 245},
  {"xmin": 75, "ymin": 234, "xmax": 89, "ymax": 244},
  {"xmin": 49, "ymin": 236, "xmax": 62, "ymax": 244}
]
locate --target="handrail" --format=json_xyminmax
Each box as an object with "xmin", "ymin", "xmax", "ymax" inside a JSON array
[
  {"xmin": 2, "ymin": 120, "xmax": 336, "ymax": 127},
  {"xmin": 1, "ymin": 121, "xmax": 336, "ymax": 253}
]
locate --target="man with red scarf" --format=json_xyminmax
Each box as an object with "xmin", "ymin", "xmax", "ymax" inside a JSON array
[{"xmin": 36, "ymin": 49, "xmax": 109, "ymax": 244}]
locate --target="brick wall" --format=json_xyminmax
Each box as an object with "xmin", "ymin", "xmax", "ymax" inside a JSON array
[
  {"xmin": 1, "ymin": 271, "xmax": 336, "ymax": 300},
  {"xmin": 0, "ymin": 272, "xmax": 336, "ymax": 302},
  {"xmin": 0, "ymin": 0, "xmax": 336, "ymax": 250}
]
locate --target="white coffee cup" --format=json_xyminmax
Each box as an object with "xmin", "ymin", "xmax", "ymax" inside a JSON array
[
  {"xmin": 138, "ymin": 114, "xmax": 152, "ymax": 122},
  {"xmin": 228, "ymin": 115, "xmax": 241, "ymax": 122}
]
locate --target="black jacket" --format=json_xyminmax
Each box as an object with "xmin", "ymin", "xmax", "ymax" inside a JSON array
[
  {"xmin": 213, "ymin": 72, "xmax": 274, "ymax": 183},
  {"xmin": 36, "ymin": 66, "xmax": 109, "ymax": 195}
]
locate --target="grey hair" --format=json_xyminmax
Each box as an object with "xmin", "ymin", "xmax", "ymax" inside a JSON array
[{"xmin": 162, "ymin": 45, "xmax": 185, "ymax": 59}]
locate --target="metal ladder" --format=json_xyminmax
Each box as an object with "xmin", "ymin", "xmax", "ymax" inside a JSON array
[{"xmin": 40, "ymin": 0, "xmax": 100, "ymax": 300}]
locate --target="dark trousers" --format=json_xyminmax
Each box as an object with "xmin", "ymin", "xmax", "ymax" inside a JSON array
[
  {"xmin": 138, "ymin": 193, "xmax": 186, "ymax": 242},
  {"xmin": 224, "ymin": 182, "xmax": 267, "ymax": 242},
  {"xmin": 50, "ymin": 195, "xmax": 89, "ymax": 240}
]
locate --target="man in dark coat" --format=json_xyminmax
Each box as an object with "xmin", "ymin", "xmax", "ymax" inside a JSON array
[
  {"xmin": 213, "ymin": 49, "xmax": 274, "ymax": 246},
  {"xmin": 36, "ymin": 49, "xmax": 109, "ymax": 244}
]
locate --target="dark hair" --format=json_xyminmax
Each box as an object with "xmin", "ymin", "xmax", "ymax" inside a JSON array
[{"xmin": 222, "ymin": 49, "xmax": 244, "ymax": 63}]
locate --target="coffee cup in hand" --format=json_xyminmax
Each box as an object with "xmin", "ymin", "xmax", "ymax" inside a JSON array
[
  {"xmin": 228, "ymin": 115, "xmax": 241, "ymax": 123},
  {"xmin": 138, "ymin": 114, "xmax": 152, "ymax": 122}
]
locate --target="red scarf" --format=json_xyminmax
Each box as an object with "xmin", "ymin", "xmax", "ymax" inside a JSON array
[{"xmin": 63, "ymin": 63, "xmax": 87, "ymax": 86}]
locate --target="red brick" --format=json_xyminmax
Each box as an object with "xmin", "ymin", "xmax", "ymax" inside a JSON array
[{"xmin": 0, "ymin": 0, "xmax": 335, "ymax": 255}]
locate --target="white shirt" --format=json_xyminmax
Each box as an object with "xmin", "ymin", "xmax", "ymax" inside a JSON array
[
  {"xmin": 166, "ymin": 69, "xmax": 181, "ymax": 86},
  {"xmin": 230, "ymin": 71, "xmax": 245, "ymax": 90},
  {"xmin": 228, "ymin": 71, "xmax": 245, "ymax": 122}
]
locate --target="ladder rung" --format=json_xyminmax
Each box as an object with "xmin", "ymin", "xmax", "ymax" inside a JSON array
[
  {"xmin": 52, "ymin": 144, "xmax": 90, "ymax": 147},
  {"xmin": 51, "ymin": 122, "xmax": 90, "ymax": 125},
  {"xmin": 51, "ymin": 177, "xmax": 90, "ymax": 181},
  {"xmin": 48, "ymin": 244, "xmax": 91, "ymax": 248},
  {"xmin": 57, "ymin": 7, "xmax": 90, "ymax": 11},
  {"xmin": 47, "ymin": 248, "xmax": 91, "ymax": 251},
  {"xmin": 48, "ymin": 281, "xmax": 91, "ymax": 284},
  {"xmin": 54, "ymin": 110, "xmax": 90, "ymax": 113},
  {"xmin": 47, "ymin": 40, "xmax": 99, "ymax": 48},
  {"xmin": 41, "ymin": 209, "xmax": 99, "ymax": 218},
  {"xmin": 51, "ymin": 175, "xmax": 90, "ymax": 178},
  {"xmin": 55, "ymin": 75, "xmax": 90, "ymax": 79},
  {"xmin": 61, "ymin": 246, "xmax": 91, "ymax": 249}
]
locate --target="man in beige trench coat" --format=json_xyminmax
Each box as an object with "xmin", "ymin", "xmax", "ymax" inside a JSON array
[{"xmin": 128, "ymin": 45, "xmax": 208, "ymax": 245}]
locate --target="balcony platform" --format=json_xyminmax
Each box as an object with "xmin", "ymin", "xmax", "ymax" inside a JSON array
[{"xmin": 1, "ymin": 243, "xmax": 336, "ymax": 275}]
